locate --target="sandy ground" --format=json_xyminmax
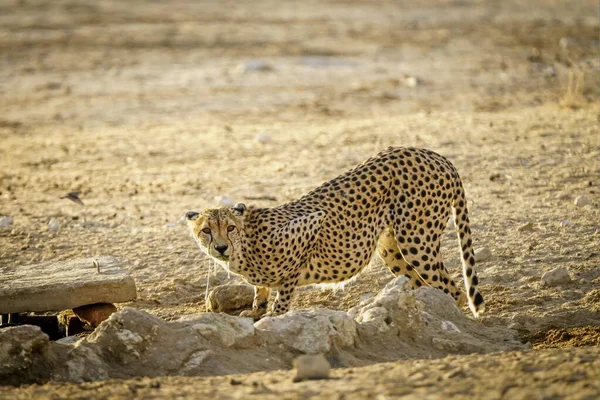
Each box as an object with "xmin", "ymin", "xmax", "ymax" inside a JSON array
[{"xmin": 0, "ymin": 0, "xmax": 599, "ymax": 397}]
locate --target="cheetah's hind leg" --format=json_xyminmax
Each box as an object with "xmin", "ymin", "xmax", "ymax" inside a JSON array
[{"xmin": 377, "ymin": 229, "xmax": 426, "ymax": 288}]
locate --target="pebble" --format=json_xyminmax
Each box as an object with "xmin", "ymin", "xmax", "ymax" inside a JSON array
[
  {"xmin": 234, "ymin": 60, "xmax": 274, "ymax": 74},
  {"xmin": 293, "ymin": 354, "xmax": 330, "ymax": 382},
  {"xmin": 517, "ymin": 222, "xmax": 535, "ymax": 232},
  {"xmin": 541, "ymin": 267, "xmax": 571, "ymax": 287},
  {"xmin": 560, "ymin": 220, "xmax": 572, "ymax": 228},
  {"xmin": 48, "ymin": 218, "xmax": 61, "ymax": 232},
  {"xmin": 554, "ymin": 193, "xmax": 570, "ymax": 200},
  {"xmin": 474, "ymin": 247, "xmax": 493, "ymax": 262},
  {"xmin": 404, "ymin": 75, "xmax": 419, "ymax": 87},
  {"xmin": 559, "ymin": 37, "xmax": 577, "ymax": 50},
  {"xmin": 0, "ymin": 216, "xmax": 13, "ymax": 227},
  {"xmin": 254, "ymin": 132, "xmax": 272, "ymax": 144},
  {"xmin": 574, "ymin": 196, "xmax": 591, "ymax": 207},
  {"xmin": 214, "ymin": 196, "xmax": 235, "ymax": 207}
]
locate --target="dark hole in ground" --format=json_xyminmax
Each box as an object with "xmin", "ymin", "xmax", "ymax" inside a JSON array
[
  {"xmin": 521, "ymin": 325, "xmax": 600, "ymax": 349},
  {"xmin": 0, "ymin": 313, "xmax": 90, "ymax": 341}
]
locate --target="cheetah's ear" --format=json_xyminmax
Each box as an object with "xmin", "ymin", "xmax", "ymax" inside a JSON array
[{"xmin": 232, "ymin": 203, "xmax": 247, "ymax": 216}]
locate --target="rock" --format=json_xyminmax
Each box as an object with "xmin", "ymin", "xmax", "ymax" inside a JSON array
[
  {"xmin": 560, "ymin": 220, "xmax": 573, "ymax": 227},
  {"xmin": 559, "ymin": 37, "xmax": 577, "ymax": 50},
  {"xmin": 517, "ymin": 222, "xmax": 535, "ymax": 232},
  {"xmin": 0, "ymin": 256, "xmax": 137, "ymax": 314},
  {"xmin": 574, "ymin": 196, "xmax": 591, "ymax": 207},
  {"xmin": 255, "ymin": 308, "xmax": 357, "ymax": 354},
  {"xmin": 293, "ymin": 354, "xmax": 330, "ymax": 382},
  {"xmin": 405, "ymin": 75, "xmax": 419, "ymax": 87},
  {"xmin": 72, "ymin": 303, "xmax": 118, "ymax": 328},
  {"xmin": 177, "ymin": 312, "xmax": 255, "ymax": 348},
  {"xmin": 554, "ymin": 193, "xmax": 570, "ymax": 200},
  {"xmin": 206, "ymin": 284, "xmax": 255, "ymax": 313},
  {"xmin": 214, "ymin": 196, "xmax": 235, "ymax": 207},
  {"xmin": 0, "ymin": 281, "xmax": 529, "ymax": 386},
  {"xmin": 0, "ymin": 216, "xmax": 13, "ymax": 227},
  {"xmin": 253, "ymin": 132, "xmax": 272, "ymax": 144},
  {"xmin": 0, "ymin": 325, "xmax": 51, "ymax": 386},
  {"xmin": 48, "ymin": 218, "xmax": 60, "ymax": 232},
  {"xmin": 233, "ymin": 60, "xmax": 274, "ymax": 74},
  {"xmin": 541, "ymin": 267, "xmax": 571, "ymax": 287},
  {"xmin": 474, "ymin": 247, "xmax": 493, "ymax": 262}
]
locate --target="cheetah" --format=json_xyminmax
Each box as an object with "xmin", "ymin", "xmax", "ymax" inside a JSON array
[{"xmin": 186, "ymin": 146, "xmax": 484, "ymax": 319}]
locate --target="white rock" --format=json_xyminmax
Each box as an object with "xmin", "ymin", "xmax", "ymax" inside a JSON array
[
  {"xmin": 48, "ymin": 218, "xmax": 60, "ymax": 232},
  {"xmin": 405, "ymin": 75, "xmax": 419, "ymax": 87},
  {"xmin": 541, "ymin": 267, "xmax": 571, "ymax": 286},
  {"xmin": 178, "ymin": 312, "xmax": 255, "ymax": 348},
  {"xmin": 255, "ymin": 308, "xmax": 357, "ymax": 354},
  {"xmin": 574, "ymin": 196, "xmax": 591, "ymax": 207},
  {"xmin": 214, "ymin": 196, "xmax": 235, "ymax": 207},
  {"xmin": 0, "ymin": 216, "xmax": 13, "ymax": 227},
  {"xmin": 474, "ymin": 247, "xmax": 492, "ymax": 262},
  {"xmin": 293, "ymin": 354, "xmax": 330, "ymax": 382},
  {"xmin": 554, "ymin": 193, "xmax": 570, "ymax": 200},
  {"xmin": 254, "ymin": 132, "xmax": 272, "ymax": 144}
]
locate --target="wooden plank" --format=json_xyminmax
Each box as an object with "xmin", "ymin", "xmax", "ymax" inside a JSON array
[{"xmin": 0, "ymin": 256, "xmax": 137, "ymax": 314}]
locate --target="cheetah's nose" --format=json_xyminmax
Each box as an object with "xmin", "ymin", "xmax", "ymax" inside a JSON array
[
  {"xmin": 214, "ymin": 244, "xmax": 228, "ymax": 255},
  {"xmin": 186, "ymin": 211, "xmax": 199, "ymax": 220}
]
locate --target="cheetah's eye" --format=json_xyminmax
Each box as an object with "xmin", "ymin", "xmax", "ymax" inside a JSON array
[
  {"xmin": 201, "ymin": 227, "xmax": 211, "ymax": 235},
  {"xmin": 227, "ymin": 225, "xmax": 236, "ymax": 232}
]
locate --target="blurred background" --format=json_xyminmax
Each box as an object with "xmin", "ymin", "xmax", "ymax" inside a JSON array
[{"xmin": 0, "ymin": 0, "xmax": 598, "ymax": 321}]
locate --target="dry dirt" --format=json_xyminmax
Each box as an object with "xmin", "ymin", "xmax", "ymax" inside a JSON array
[{"xmin": 0, "ymin": 0, "xmax": 599, "ymax": 398}]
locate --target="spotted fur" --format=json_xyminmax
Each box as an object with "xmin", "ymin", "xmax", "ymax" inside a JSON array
[{"xmin": 187, "ymin": 147, "xmax": 484, "ymax": 319}]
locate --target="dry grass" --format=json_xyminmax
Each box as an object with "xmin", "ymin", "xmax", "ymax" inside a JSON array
[{"xmin": 559, "ymin": 69, "xmax": 587, "ymax": 109}]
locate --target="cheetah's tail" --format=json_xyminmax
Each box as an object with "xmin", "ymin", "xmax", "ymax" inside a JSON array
[{"xmin": 452, "ymin": 181, "xmax": 485, "ymax": 318}]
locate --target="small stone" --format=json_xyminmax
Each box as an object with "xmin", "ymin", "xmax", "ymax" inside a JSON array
[
  {"xmin": 554, "ymin": 193, "xmax": 570, "ymax": 200},
  {"xmin": 293, "ymin": 354, "xmax": 330, "ymax": 382},
  {"xmin": 560, "ymin": 220, "xmax": 572, "ymax": 227},
  {"xmin": 404, "ymin": 75, "xmax": 419, "ymax": 87},
  {"xmin": 214, "ymin": 196, "xmax": 235, "ymax": 207},
  {"xmin": 517, "ymin": 222, "xmax": 535, "ymax": 232},
  {"xmin": 559, "ymin": 37, "xmax": 577, "ymax": 50},
  {"xmin": 543, "ymin": 66, "xmax": 556, "ymax": 77},
  {"xmin": 254, "ymin": 132, "xmax": 272, "ymax": 144},
  {"xmin": 233, "ymin": 60, "xmax": 274, "ymax": 74},
  {"xmin": 541, "ymin": 267, "xmax": 571, "ymax": 286},
  {"xmin": 48, "ymin": 218, "xmax": 60, "ymax": 232},
  {"xmin": 206, "ymin": 284, "xmax": 254, "ymax": 313},
  {"xmin": 574, "ymin": 196, "xmax": 591, "ymax": 207},
  {"xmin": 474, "ymin": 247, "xmax": 492, "ymax": 262},
  {"xmin": 0, "ymin": 216, "xmax": 13, "ymax": 227}
]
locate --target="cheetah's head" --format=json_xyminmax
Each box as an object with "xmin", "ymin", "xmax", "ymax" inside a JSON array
[{"xmin": 185, "ymin": 203, "xmax": 247, "ymax": 262}]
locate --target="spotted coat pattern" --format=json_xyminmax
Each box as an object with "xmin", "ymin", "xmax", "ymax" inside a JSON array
[{"xmin": 187, "ymin": 147, "xmax": 484, "ymax": 318}]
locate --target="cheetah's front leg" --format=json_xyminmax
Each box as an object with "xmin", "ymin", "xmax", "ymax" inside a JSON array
[
  {"xmin": 262, "ymin": 280, "xmax": 298, "ymax": 318},
  {"xmin": 240, "ymin": 286, "xmax": 270, "ymax": 320}
]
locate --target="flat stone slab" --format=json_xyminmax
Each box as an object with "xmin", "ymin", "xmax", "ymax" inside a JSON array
[{"xmin": 0, "ymin": 256, "xmax": 137, "ymax": 314}]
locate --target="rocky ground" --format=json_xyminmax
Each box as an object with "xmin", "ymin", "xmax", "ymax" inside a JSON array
[{"xmin": 0, "ymin": 0, "xmax": 598, "ymax": 398}]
